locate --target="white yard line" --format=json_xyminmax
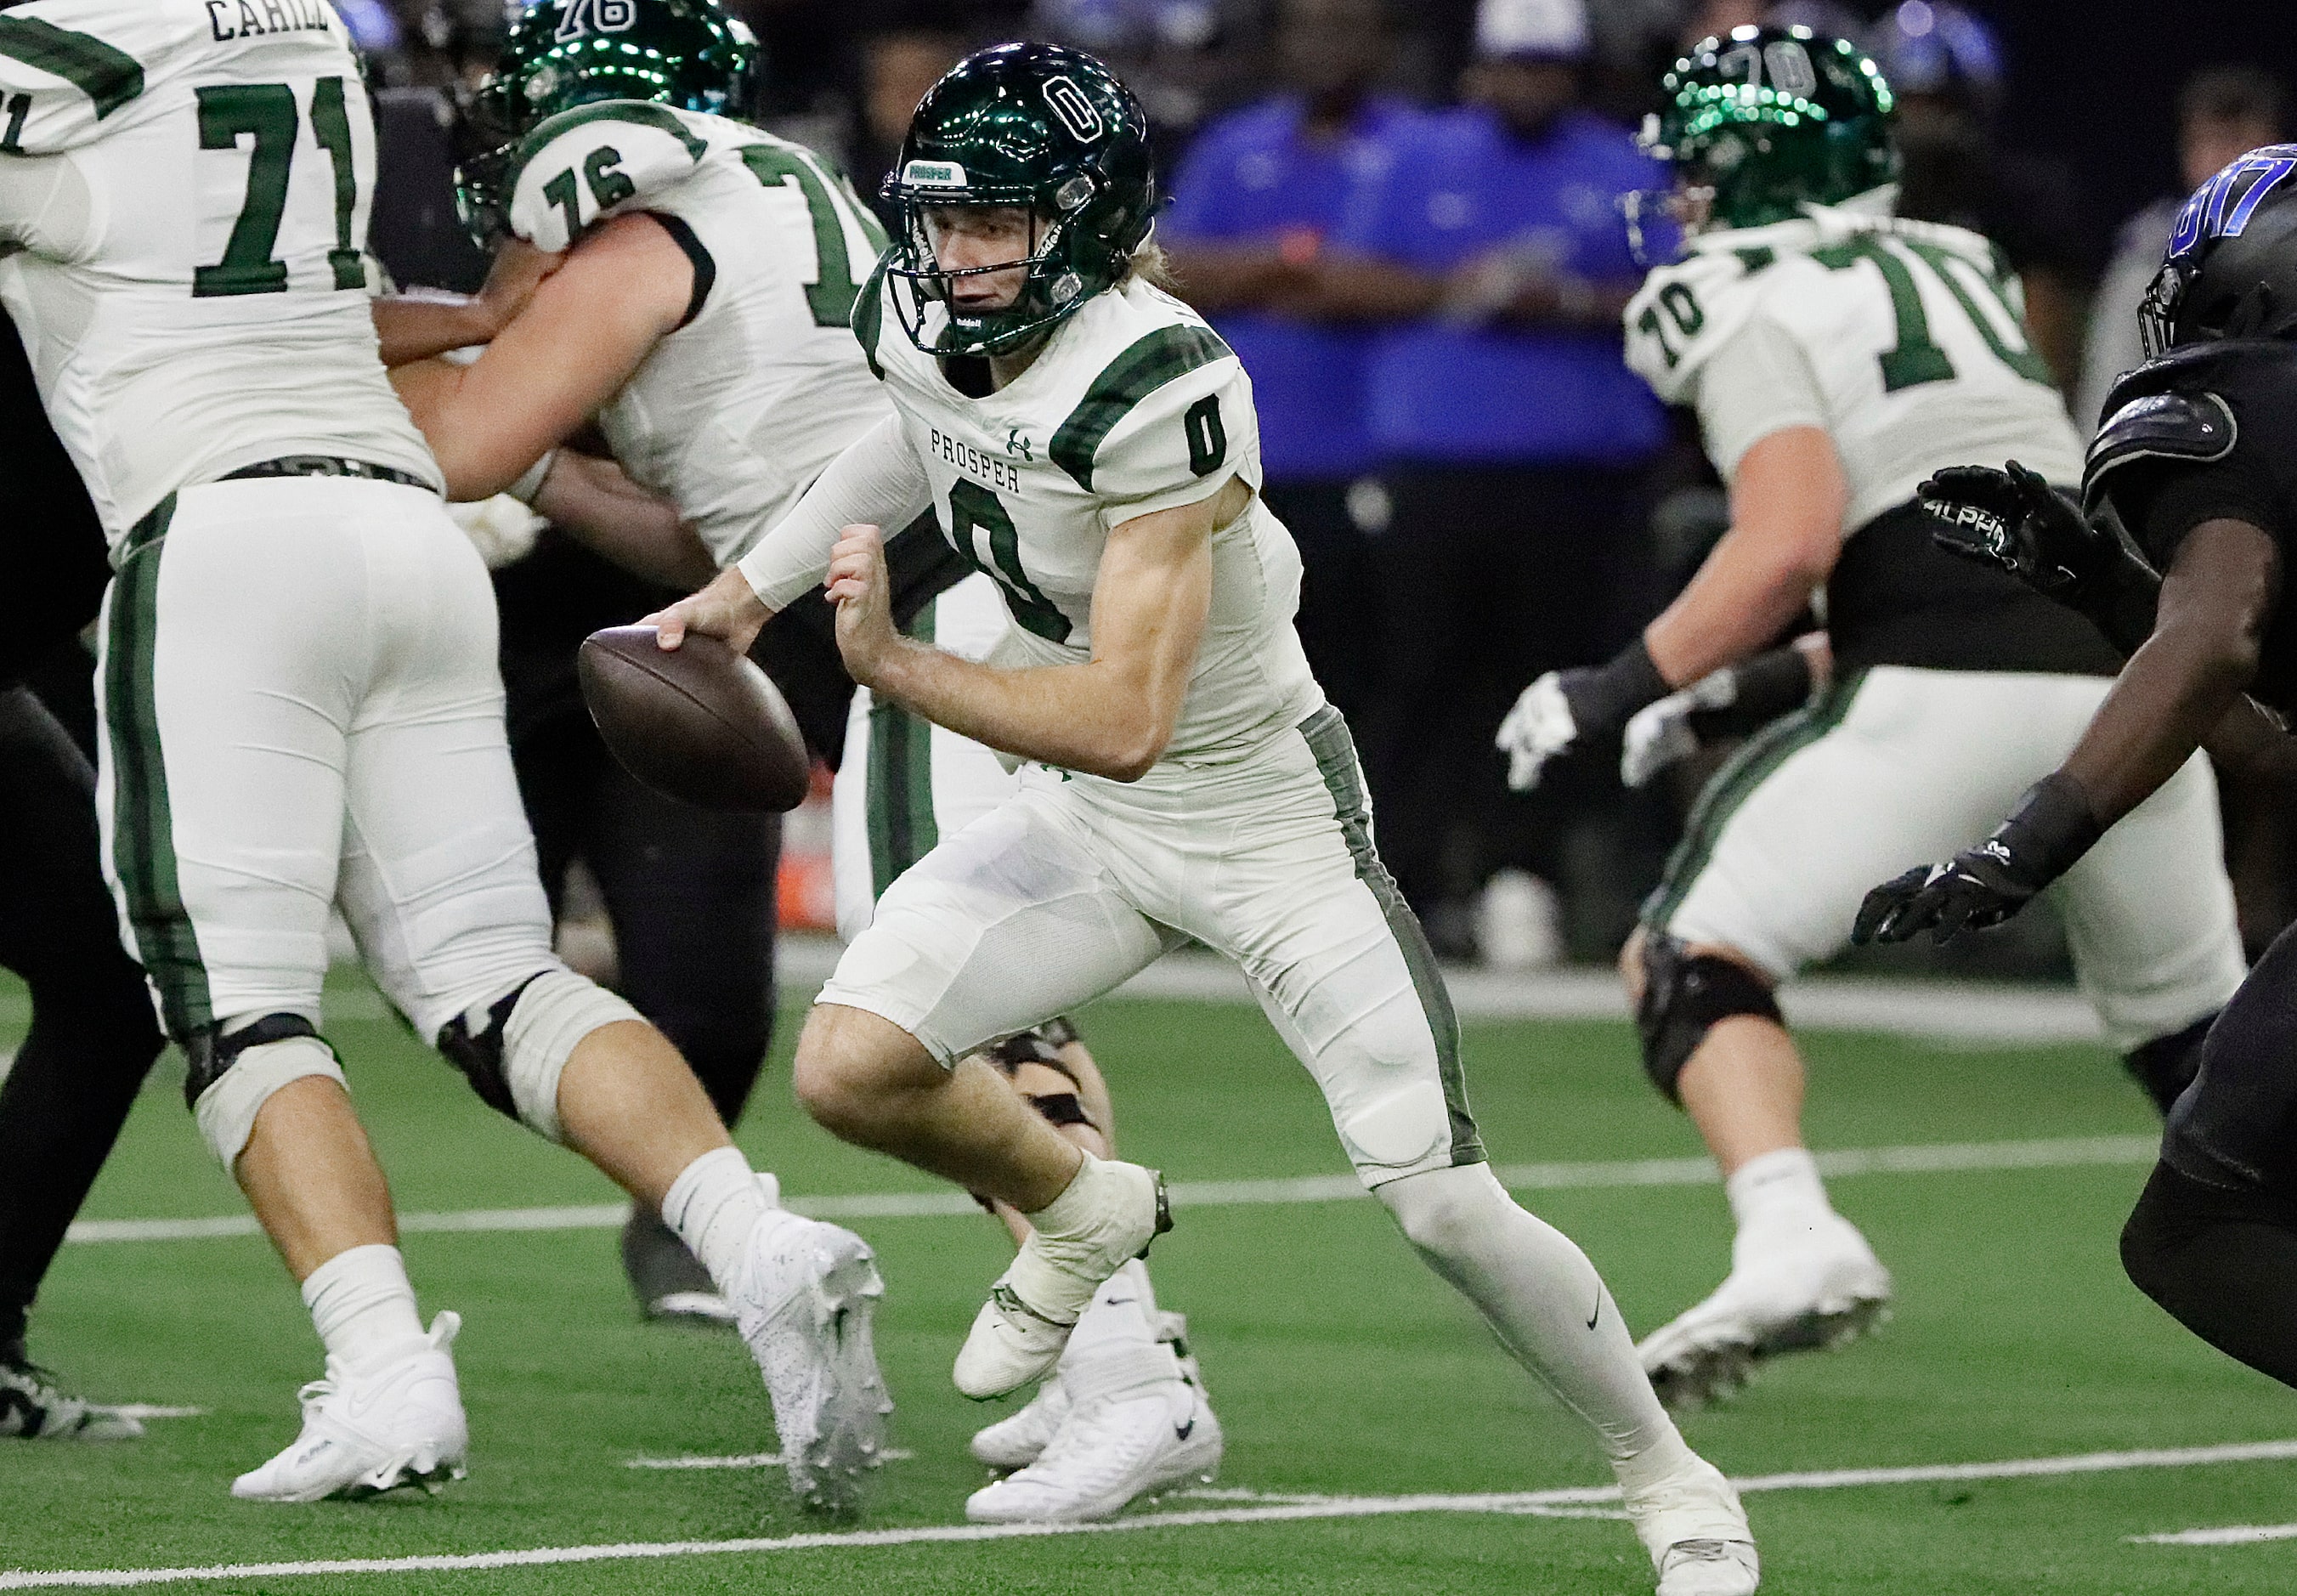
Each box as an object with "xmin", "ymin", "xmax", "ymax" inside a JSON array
[
  {"xmin": 624, "ymin": 1450, "xmax": 914, "ymax": 1470},
  {"xmin": 63, "ymin": 1134, "xmax": 2158, "ymax": 1246},
  {"xmin": 2133, "ymin": 1522, "xmax": 2297, "ymax": 1546},
  {"xmin": 3, "ymin": 1439, "xmax": 2291, "ymax": 1589}
]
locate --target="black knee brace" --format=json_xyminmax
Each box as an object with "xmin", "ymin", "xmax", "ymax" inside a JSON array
[
  {"xmin": 180, "ymin": 1012, "xmax": 319, "ymax": 1111},
  {"xmin": 434, "ymin": 975, "xmax": 543, "ymax": 1124},
  {"xmin": 987, "ymin": 1021, "xmax": 1095, "ymax": 1131},
  {"xmin": 1635, "ymin": 931, "xmax": 1784, "ymax": 1103},
  {"xmin": 2123, "ymin": 1012, "xmax": 2216, "ymax": 1116}
]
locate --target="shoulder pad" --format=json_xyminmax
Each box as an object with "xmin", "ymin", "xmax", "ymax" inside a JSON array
[
  {"xmin": 506, "ymin": 101, "xmax": 710, "ymax": 252},
  {"xmin": 850, "ymin": 250, "xmax": 893, "ymax": 380},
  {"xmin": 1621, "ymin": 250, "xmax": 1767, "ymax": 401},
  {"xmin": 2085, "ymin": 390, "xmax": 2237, "ymax": 500}
]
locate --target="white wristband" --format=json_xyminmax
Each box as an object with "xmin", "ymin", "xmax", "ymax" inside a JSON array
[{"xmin": 506, "ymin": 449, "xmax": 557, "ymax": 506}]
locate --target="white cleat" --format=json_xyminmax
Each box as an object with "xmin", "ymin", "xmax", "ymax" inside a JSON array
[
  {"xmin": 230, "ymin": 1313, "xmax": 467, "ymax": 1503},
  {"xmin": 965, "ymin": 1378, "xmax": 1221, "ymax": 1523},
  {"xmin": 954, "ymin": 1158, "xmax": 1169, "ymax": 1401},
  {"xmin": 728, "ymin": 1206, "xmax": 892, "ymax": 1517},
  {"xmin": 1622, "ymin": 1452, "xmax": 1759, "ymax": 1596},
  {"xmin": 970, "ymin": 1378, "xmax": 1072, "ymax": 1470},
  {"xmin": 1638, "ymin": 1215, "xmax": 1891, "ymax": 1409}
]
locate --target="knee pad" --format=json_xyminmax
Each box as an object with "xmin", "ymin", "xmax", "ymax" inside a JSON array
[
  {"xmin": 1635, "ymin": 931, "xmax": 1783, "ymax": 1103},
  {"xmin": 184, "ymin": 1013, "xmax": 346, "ymax": 1169},
  {"xmin": 436, "ymin": 967, "xmax": 644, "ymax": 1143},
  {"xmin": 2124, "ymin": 1012, "xmax": 2216, "ymax": 1115}
]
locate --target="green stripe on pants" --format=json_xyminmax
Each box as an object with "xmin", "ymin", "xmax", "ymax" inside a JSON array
[
  {"xmin": 1643, "ymin": 670, "xmax": 1868, "ymax": 931},
  {"xmin": 1299, "ymin": 705, "xmax": 1485, "ymax": 1167},
  {"xmin": 866, "ymin": 597, "xmax": 940, "ymax": 903},
  {"xmin": 102, "ymin": 494, "xmax": 211, "ymax": 1039}
]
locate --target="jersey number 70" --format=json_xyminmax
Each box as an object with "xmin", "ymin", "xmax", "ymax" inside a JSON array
[{"xmin": 193, "ymin": 76, "xmax": 364, "ymax": 298}]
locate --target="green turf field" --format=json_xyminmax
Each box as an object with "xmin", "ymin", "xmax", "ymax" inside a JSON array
[{"xmin": 4, "ymin": 970, "xmax": 2294, "ymax": 1593}]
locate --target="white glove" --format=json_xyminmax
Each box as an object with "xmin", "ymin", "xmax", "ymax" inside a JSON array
[
  {"xmin": 449, "ymin": 494, "xmax": 546, "ymax": 569},
  {"xmin": 1620, "ymin": 669, "xmax": 1739, "ymax": 789},
  {"xmin": 1495, "ymin": 672, "xmax": 1577, "ymax": 792}
]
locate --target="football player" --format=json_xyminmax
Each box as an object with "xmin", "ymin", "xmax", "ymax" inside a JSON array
[
  {"xmin": 1864, "ymin": 145, "xmax": 2297, "ymax": 1389},
  {"xmin": 387, "ymin": 0, "xmax": 1223, "ymax": 1520},
  {"xmin": 0, "ymin": 0, "xmax": 885, "ymax": 1511},
  {"xmin": 653, "ymin": 43, "xmax": 1758, "ymax": 1592},
  {"xmin": 1495, "ymin": 27, "xmax": 2245, "ymax": 1408}
]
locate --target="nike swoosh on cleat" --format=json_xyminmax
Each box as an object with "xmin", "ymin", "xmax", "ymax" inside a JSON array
[
  {"xmin": 1587, "ymin": 1296, "xmax": 1602, "ymax": 1332},
  {"xmin": 1174, "ymin": 1418, "xmax": 1195, "ymax": 1440}
]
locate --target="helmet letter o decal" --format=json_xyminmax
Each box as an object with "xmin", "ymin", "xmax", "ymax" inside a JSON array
[{"xmin": 1043, "ymin": 76, "xmax": 1105, "ymax": 142}]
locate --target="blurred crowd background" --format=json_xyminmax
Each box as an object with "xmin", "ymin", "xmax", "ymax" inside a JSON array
[{"xmin": 330, "ymin": 0, "xmax": 2297, "ymax": 975}]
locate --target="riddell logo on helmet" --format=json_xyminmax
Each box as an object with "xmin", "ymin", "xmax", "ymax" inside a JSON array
[
  {"xmin": 1043, "ymin": 77, "xmax": 1105, "ymax": 142},
  {"xmin": 902, "ymin": 160, "xmax": 970, "ymax": 188}
]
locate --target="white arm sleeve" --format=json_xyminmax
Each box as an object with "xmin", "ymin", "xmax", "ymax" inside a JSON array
[
  {"xmin": 1692, "ymin": 316, "xmax": 1830, "ymax": 481},
  {"xmin": 733, "ymin": 412, "xmax": 933, "ymax": 610}
]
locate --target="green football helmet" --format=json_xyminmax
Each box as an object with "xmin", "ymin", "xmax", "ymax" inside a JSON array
[
  {"xmin": 1636, "ymin": 24, "xmax": 1898, "ymax": 246},
  {"xmin": 881, "ymin": 42, "xmax": 1157, "ymax": 358},
  {"xmin": 454, "ymin": 0, "xmax": 759, "ymax": 246}
]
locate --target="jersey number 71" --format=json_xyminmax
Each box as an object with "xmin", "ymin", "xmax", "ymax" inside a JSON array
[{"xmin": 193, "ymin": 76, "xmax": 364, "ymax": 298}]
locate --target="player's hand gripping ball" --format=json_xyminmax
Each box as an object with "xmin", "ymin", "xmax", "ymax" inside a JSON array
[{"xmin": 577, "ymin": 625, "xmax": 812, "ymax": 812}]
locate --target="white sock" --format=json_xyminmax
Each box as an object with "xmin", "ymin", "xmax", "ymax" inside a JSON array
[
  {"xmin": 1378, "ymin": 1163, "xmax": 1677, "ymax": 1465},
  {"xmin": 662, "ymin": 1147, "xmax": 778, "ymax": 1290},
  {"xmin": 302, "ymin": 1244, "xmax": 423, "ymax": 1369},
  {"xmin": 1065, "ymin": 1259, "xmax": 1161, "ymax": 1361},
  {"xmin": 1726, "ymin": 1146, "xmax": 1834, "ymax": 1241}
]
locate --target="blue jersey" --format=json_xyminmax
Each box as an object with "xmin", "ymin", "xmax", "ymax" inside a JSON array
[
  {"xmin": 1339, "ymin": 107, "xmax": 1666, "ymax": 465},
  {"xmin": 1164, "ymin": 96, "xmax": 1421, "ymax": 482}
]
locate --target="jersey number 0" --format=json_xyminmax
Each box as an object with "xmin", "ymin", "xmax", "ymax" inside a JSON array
[{"xmin": 193, "ymin": 76, "xmax": 365, "ymax": 298}]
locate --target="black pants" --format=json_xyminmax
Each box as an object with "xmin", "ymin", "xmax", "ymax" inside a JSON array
[
  {"xmin": 1260, "ymin": 477, "xmax": 1381, "ymax": 728},
  {"xmin": 2116, "ymin": 914, "xmax": 2297, "ymax": 1387},
  {"xmin": 0, "ymin": 686, "xmax": 167, "ymax": 1356},
  {"xmin": 507, "ymin": 673, "xmax": 780, "ymax": 1130},
  {"xmin": 1361, "ymin": 460, "xmax": 1654, "ymax": 922}
]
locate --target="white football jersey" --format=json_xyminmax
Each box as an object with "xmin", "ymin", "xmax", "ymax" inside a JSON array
[
  {"xmin": 0, "ymin": 0, "xmax": 438, "ymax": 547},
  {"xmin": 503, "ymin": 103, "xmax": 895, "ymax": 567},
  {"xmin": 861, "ymin": 271, "xmax": 1321, "ymax": 769},
  {"xmin": 1624, "ymin": 200, "xmax": 2083, "ymax": 535}
]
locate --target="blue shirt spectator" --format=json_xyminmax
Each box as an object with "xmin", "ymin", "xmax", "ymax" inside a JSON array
[
  {"xmin": 1163, "ymin": 94, "xmax": 1421, "ymax": 481},
  {"xmin": 1339, "ymin": 104, "xmax": 1666, "ymax": 465}
]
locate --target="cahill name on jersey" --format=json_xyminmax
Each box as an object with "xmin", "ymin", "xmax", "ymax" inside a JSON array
[
  {"xmin": 0, "ymin": 0, "xmax": 438, "ymax": 546},
  {"xmin": 1623, "ymin": 201, "xmax": 2084, "ymax": 535},
  {"xmin": 503, "ymin": 101, "xmax": 894, "ymax": 567},
  {"xmin": 860, "ymin": 271, "xmax": 1321, "ymax": 770}
]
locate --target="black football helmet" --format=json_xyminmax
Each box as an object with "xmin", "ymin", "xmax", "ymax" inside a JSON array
[{"xmin": 2141, "ymin": 145, "xmax": 2297, "ymax": 356}]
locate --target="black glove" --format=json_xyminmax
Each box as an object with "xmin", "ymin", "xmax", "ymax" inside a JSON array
[
  {"xmin": 1920, "ymin": 461, "xmax": 2160, "ymax": 654},
  {"xmin": 1853, "ymin": 773, "xmax": 2103, "ymax": 945}
]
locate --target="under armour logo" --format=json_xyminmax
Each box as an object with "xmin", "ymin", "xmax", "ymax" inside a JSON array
[{"xmin": 1006, "ymin": 427, "xmax": 1033, "ymax": 461}]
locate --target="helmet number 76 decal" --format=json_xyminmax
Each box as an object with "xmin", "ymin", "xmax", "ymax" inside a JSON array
[
  {"xmin": 557, "ymin": 0, "xmax": 636, "ymax": 42},
  {"xmin": 1043, "ymin": 76, "xmax": 1106, "ymax": 143}
]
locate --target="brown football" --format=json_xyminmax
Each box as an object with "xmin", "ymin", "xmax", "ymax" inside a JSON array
[{"xmin": 577, "ymin": 625, "xmax": 812, "ymax": 813}]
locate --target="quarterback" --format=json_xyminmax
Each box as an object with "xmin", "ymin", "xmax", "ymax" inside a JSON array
[
  {"xmin": 1496, "ymin": 28, "xmax": 2244, "ymax": 1406},
  {"xmin": 1867, "ymin": 144, "xmax": 2297, "ymax": 1389},
  {"xmin": 388, "ymin": 0, "xmax": 1221, "ymax": 1520},
  {"xmin": 656, "ymin": 42, "xmax": 1758, "ymax": 1593},
  {"xmin": 0, "ymin": 0, "xmax": 885, "ymax": 1511}
]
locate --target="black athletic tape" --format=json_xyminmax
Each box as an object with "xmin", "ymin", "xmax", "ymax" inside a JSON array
[
  {"xmin": 1635, "ymin": 931, "xmax": 1784, "ymax": 1103},
  {"xmin": 1024, "ymin": 1091, "xmax": 1093, "ymax": 1129},
  {"xmin": 181, "ymin": 1012, "xmax": 320, "ymax": 1111},
  {"xmin": 434, "ymin": 974, "xmax": 545, "ymax": 1124},
  {"xmin": 987, "ymin": 1025, "xmax": 1083, "ymax": 1085}
]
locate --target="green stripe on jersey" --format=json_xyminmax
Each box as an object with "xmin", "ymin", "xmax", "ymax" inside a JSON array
[
  {"xmin": 865, "ymin": 597, "xmax": 938, "ymax": 900},
  {"xmin": 1049, "ymin": 323, "xmax": 1231, "ymax": 491},
  {"xmin": 103, "ymin": 494, "xmax": 211, "ymax": 1039},
  {"xmin": 1300, "ymin": 705, "xmax": 1484, "ymax": 1168},
  {"xmin": 0, "ymin": 15, "xmax": 143, "ymax": 117},
  {"xmin": 851, "ymin": 250, "xmax": 891, "ymax": 379},
  {"xmin": 506, "ymin": 99, "xmax": 707, "ymax": 193}
]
